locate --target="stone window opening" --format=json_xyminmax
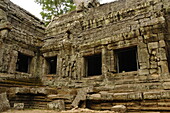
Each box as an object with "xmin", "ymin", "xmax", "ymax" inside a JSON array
[
  {"xmin": 46, "ymin": 56, "xmax": 57, "ymax": 74},
  {"xmin": 115, "ymin": 46, "xmax": 139, "ymax": 73},
  {"xmin": 85, "ymin": 53, "xmax": 102, "ymax": 76},
  {"xmin": 16, "ymin": 52, "xmax": 32, "ymax": 73}
]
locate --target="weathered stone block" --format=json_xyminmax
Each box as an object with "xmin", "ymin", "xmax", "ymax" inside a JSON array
[
  {"xmin": 47, "ymin": 94, "xmax": 58, "ymax": 99},
  {"xmin": 113, "ymin": 93, "xmax": 128, "ymax": 100},
  {"xmin": 47, "ymin": 100, "xmax": 65, "ymax": 111},
  {"xmin": 150, "ymin": 69, "xmax": 158, "ymax": 74},
  {"xmin": 100, "ymin": 92, "xmax": 114, "ymax": 100},
  {"xmin": 158, "ymin": 61, "xmax": 169, "ymax": 74},
  {"xmin": 161, "ymin": 91, "xmax": 170, "ymax": 99},
  {"xmin": 111, "ymin": 105, "xmax": 126, "ymax": 113},
  {"xmin": 159, "ymin": 40, "xmax": 166, "ymax": 47},
  {"xmin": 139, "ymin": 69, "xmax": 149, "ymax": 75},
  {"xmin": 71, "ymin": 88, "xmax": 87, "ymax": 107},
  {"xmin": 148, "ymin": 42, "xmax": 159, "ymax": 49},
  {"xmin": 138, "ymin": 42, "xmax": 147, "ymax": 48},
  {"xmin": 0, "ymin": 92, "xmax": 10, "ymax": 112},
  {"xmin": 162, "ymin": 82, "xmax": 170, "ymax": 90},
  {"xmin": 158, "ymin": 48, "xmax": 167, "ymax": 60},
  {"xmin": 138, "ymin": 48, "xmax": 149, "ymax": 64},
  {"xmin": 13, "ymin": 103, "xmax": 24, "ymax": 110},
  {"xmin": 150, "ymin": 61, "xmax": 158, "ymax": 69},
  {"xmin": 128, "ymin": 92, "xmax": 143, "ymax": 100},
  {"xmin": 139, "ymin": 63, "xmax": 149, "ymax": 69},
  {"xmin": 143, "ymin": 91, "xmax": 161, "ymax": 100},
  {"xmin": 36, "ymin": 87, "xmax": 48, "ymax": 94},
  {"xmin": 88, "ymin": 94, "xmax": 101, "ymax": 100},
  {"xmin": 150, "ymin": 74, "xmax": 160, "ymax": 79},
  {"xmin": 14, "ymin": 87, "xmax": 30, "ymax": 94}
]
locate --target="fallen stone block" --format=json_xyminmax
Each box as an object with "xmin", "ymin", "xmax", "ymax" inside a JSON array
[
  {"xmin": 47, "ymin": 100, "xmax": 65, "ymax": 111},
  {"xmin": 111, "ymin": 105, "xmax": 126, "ymax": 113},
  {"xmin": 13, "ymin": 103, "xmax": 24, "ymax": 110},
  {"xmin": 71, "ymin": 86, "xmax": 94, "ymax": 108}
]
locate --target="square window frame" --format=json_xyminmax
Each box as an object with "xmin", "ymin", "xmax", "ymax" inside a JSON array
[
  {"xmin": 84, "ymin": 53, "xmax": 102, "ymax": 77},
  {"xmin": 115, "ymin": 46, "xmax": 139, "ymax": 73},
  {"xmin": 16, "ymin": 52, "xmax": 32, "ymax": 73}
]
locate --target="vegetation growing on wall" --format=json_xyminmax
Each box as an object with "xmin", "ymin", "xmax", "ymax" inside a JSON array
[{"xmin": 34, "ymin": 0, "xmax": 76, "ymax": 25}]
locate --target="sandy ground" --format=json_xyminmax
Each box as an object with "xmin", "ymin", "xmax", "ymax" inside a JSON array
[
  {"xmin": 3, "ymin": 109, "xmax": 60, "ymax": 113},
  {"xmin": 3, "ymin": 109, "xmax": 116, "ymax": 113}
]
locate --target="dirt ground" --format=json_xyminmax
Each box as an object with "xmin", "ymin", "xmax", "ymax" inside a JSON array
[
  {"xmin": 3, "ymin": 109, "xmax": 60, "ymax": 113},
  {"xmin": 3, "ymin": 109, "xmax": 116, "ymax": 113}
]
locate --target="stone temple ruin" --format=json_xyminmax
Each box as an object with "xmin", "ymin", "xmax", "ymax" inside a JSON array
[{"xmin": 1, "ymin": 0, "xmax": 170, "ymax": 112}]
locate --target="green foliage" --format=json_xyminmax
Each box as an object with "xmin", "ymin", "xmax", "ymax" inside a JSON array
[{"xmin": 34, "ymin": 0, "xmax": 76, "ymax": 24}]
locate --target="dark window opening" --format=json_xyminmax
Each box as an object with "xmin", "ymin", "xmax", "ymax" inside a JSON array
[
  {"xmin": 16, "ymin": 52, "xmax": 32, "ymax": 73},
  {"xmin": 116, "ymin": 47, "xmax": 138, "ymax": 73},
  {"xmin": 46, "ymin": 56, "xmax": 57, "ymax": 74},
  {"xmin": 85, "ymin": 54, "xmax": 102, "ymax": 76}
]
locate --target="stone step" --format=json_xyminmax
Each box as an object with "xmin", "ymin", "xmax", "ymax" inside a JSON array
[
  {"xmin": 113, "ymin": 82, "xmax": 163, "ymax": 92},
  {"xmin": 10, "ymin": 101, "xmax": 49, "ymax": 109},
  {"xmin": 94, "ymin": 82, "xmax": 163, "ymax": 94},
  {"xmin": 0, "ymin": 79, "xmax": 43, "ymax": 87},
  {"xmin": 86, "ymin": 90, "xmax": 170, "ymax": 112},
  {"xmin": 87, "ymin": 99, "xmax": 170, "ymax": 112},
  {"xmin": 128, "ymin": 111, "xmax": 161, "ymax": 113}
]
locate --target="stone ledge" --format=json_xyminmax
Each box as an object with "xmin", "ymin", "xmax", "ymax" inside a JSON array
[{"xmin": 87, "ymin": 90, "xmax": 170, "ymax": 101}]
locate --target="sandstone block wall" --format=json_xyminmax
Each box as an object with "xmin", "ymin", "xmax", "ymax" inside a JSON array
[
  {"xmin": 0, "ymin": 0, "xmax": 45, "ymax": 78},
  {"xmin": 42, "ymin": 0, "xmax": 170, "ymax": 87},
  {"xmin": 0, "ymin": 0, "xmax": 170, "ymax": 112}
]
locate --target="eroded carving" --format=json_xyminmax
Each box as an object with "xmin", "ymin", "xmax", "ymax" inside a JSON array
[{"xmin": 73, "ymin": 0, "xmax": 100, "ymax": 11}]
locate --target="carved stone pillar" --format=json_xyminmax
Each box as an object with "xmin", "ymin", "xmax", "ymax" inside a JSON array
[{"xmin": 102, "ymin": 45, "xmax": 108, "ymax": 78}]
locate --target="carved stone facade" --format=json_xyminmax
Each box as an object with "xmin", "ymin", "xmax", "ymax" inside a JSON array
[
  {"xmin": 42, "ymin": 0, "xmax": 170, "ymax": 85},
  {"xmin": 1, "ymin": 0, "xmax": 170, "ymax": 112},
  {"xmin": 0, "ymin": 0, "xmax": 44, "ymax": 78}
]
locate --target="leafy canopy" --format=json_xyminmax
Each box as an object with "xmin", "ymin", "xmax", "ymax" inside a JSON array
[{"xmin": 34, "ymin": 0, "xmax": 76, "ymax": 24}]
